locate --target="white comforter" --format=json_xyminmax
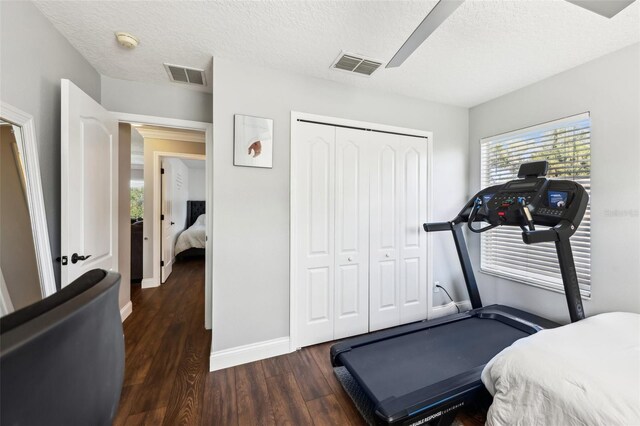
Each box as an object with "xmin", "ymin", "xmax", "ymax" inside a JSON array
[
  {"xmin": 175, "ymin": 214, "xmax": 206, "ymax": 255},
  {"xmin": 482, "ymin": 312, "xmax": 640, "ymax": 426}
]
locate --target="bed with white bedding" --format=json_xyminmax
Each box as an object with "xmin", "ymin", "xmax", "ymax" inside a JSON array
[
  {"xmin": 175, "ymin": 213, "xmax": 206, "ymax": 256},
  {"xmin": 481, "ymin": 312, "xmax": 640, "ymax": 426},
  {"xmin": 174, "ymin": 200, "xmax": 205, "ymax": 258}
]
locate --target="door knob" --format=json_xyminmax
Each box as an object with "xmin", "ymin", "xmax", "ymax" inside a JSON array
[
  {"xmin": 71, "ymin": 253, "xmax": 92, "ymax": 264},
  {"xmin": 348, "ymin": 257, "xmax": 352, "ymax": 262},
  {"xmin": 171, "ymin": 221, "xmax": 175, "ymax": 225},
  {"xmin": 385, "ymin": 253, "xmax": 390, "ymax": 258}
]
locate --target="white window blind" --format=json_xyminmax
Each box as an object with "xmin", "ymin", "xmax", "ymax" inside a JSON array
[{"xmin": 480, "ymin": 113, "xmax": 591, "ymax": 297}]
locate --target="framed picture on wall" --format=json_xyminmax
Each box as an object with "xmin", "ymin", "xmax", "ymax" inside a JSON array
[{"xmin": 234, "ymin": 114, "xmax": 273, "ymax": 168}]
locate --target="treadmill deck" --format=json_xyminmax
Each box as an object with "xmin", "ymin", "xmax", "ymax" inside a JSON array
[{"xmin": 337, "ymin": 316, "xmax": 528, "ymax": 404}]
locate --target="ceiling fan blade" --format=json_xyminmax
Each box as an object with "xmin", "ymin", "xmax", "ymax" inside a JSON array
[
  {"xmin": 386, "ymin": 0, "xmax": 465, "ymax": 68},
  {"xmin": 564, "ymin": 0, "xmax": 635, "ymax": 18}
]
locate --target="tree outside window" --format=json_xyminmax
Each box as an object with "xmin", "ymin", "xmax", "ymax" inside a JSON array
[{"xmin": 130, "ymin": 182, "xmax": 144, "ymax": 220}]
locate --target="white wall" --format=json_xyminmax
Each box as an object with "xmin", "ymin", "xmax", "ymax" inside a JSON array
[
  {"xmin": 101, "ymin": 76, "xmax": 213, "ymax": 123},
  {"xmin": 1, "ymin": 1, "xmax": 102, "ymax": 288},
  {"xmin": 212, "ymin": 57, "xmax": 469, "ymax": 353},
  {"xmin": 468, "ymin": 44, "xmax": 640, "ymax": 323},
  {"xmin": 188, "ymin": 167, "xmax": 206, "ymax": 201}
]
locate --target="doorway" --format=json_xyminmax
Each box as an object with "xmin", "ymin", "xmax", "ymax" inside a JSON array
[
  {"xmin": 159, "ymin": 154, "xmax": 206, "ymax": 283},
  {"xmin": 60, "ymin": 80, "xmax": 213, "ymax": 333},
  {"xmin": 124, "ymin": 122, "xmax": 209, "ymax": 326}
]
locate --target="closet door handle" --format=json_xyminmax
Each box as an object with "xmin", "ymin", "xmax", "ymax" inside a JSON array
[
  {"xmin": 385, "ymin": 253, "xmax": 390, "ymax": 258},
  {"xmin": 347, "ymin": 257, "xmax": 353, "ymax": 262}
]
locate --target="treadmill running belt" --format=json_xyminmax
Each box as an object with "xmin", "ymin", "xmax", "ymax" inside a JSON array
[{"xmin": 338, "ymin": 317, "xmax": 528, "ymax": 403}]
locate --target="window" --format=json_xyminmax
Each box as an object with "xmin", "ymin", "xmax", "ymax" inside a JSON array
[
  {"xmin": 480, "ymin": 113, "xmax": 591, "ymax": 296},
  {"xmin": 130, "ymin": 180, "xmax": 144, "ymax": 220}
]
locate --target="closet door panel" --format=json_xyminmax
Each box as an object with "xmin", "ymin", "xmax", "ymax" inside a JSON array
[
  {"xmin": 369, "ymin": 135, "xmax": 401, "ymax": 331},
  {"xmin": 295, "ymin": 122, "xmax": 335, "ymax": 347},
  {"xmin": 334, "ymin": 128, "xmax": 370, "ymax": 339},
  {"xmin": 398, "ymin": 138, "xmax": 428, "ymax": 324}
]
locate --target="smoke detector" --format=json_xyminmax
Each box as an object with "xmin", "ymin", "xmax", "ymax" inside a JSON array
[
  {"xmin": 115, "ymin": 32, "xmax": 139, "ymax": 49},
  {"xmin": 163, "ymin": 63, "xmax": 207, "ymax": 87},
  {"xmin": 331, "ymin": 51, "xmax": 383, "ymax": 77}
]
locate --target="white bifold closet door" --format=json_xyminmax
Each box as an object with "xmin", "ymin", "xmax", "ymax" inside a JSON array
[
  {"xmin": 334, "ymin": 128, "xmax": 371, "ymax": 339},
  {"xmin": 369, "ymin": 133, "xmax": 428, "ymax": 331},
  {"xmin": 295, "ymin": 123, "xmax": 336, "ymax": 347},
  {"xmin": 295, "ymin": 121, "xmax": 427, "ymax": 348}
]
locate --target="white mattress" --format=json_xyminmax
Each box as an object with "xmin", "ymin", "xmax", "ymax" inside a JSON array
[
  {"xmin": 481, "ymin": 312, "xmax": 640, "ymax": 426},
  {"xmin": 175, "ymin": 214, "xmax": 206, "ymax": 255}
]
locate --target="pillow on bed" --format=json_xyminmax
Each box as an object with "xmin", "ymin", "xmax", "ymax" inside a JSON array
[
  {"xmin": 194, "ymin": 214, "xmax": 205, "ymax": 227},
  {"xmin": 481, "ymin": 312, "xmax": 640, "ymax": 426}
]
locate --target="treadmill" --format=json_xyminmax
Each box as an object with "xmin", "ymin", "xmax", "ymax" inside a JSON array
[{"xmin": 330, "ymin": 161, "xmax": 589, "ymax": 426}]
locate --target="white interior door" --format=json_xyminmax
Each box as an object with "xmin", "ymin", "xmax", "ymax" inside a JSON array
[
  {"xmin": 61, "ymin": 79, "xmax": 118, "ymax": 286},
  {"xmin": 334, "ymin": 128, "xmax": 370, "ymax": 339},
  {"xmin": 295, "ymin": 122, "xmax": 336, "ymax": 347},
  {"xmin": 369, "ymin": 133, "xmax": 428, "ymax": 331},
  {"xmin": 161, "ymin": 159, "xmax": 173, "ymax": 282},
  {"xmin": 161, "ymin": 158, "xmax": 189, "ymax": 283}
]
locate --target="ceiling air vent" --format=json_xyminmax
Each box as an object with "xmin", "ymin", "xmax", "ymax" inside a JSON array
[
  {"xmin": 331, "ymin": 52, "xmax": 383, "ymax": 77},
  {"xmin": 163, "ymin": 63, "xmax": 207, "ymax": 86}
]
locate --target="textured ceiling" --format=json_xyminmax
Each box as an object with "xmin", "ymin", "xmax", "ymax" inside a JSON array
[{"xmin": 35, "ymin": 0, "xmax": 639, "ymax": 107}]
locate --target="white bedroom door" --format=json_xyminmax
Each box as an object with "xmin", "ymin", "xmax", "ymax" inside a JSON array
[
  {"xmin": 295, "ymin": 122, "xmax": 336, "ymax": 348},
  {"xmin": 161, "ymin": 160, "xmax": 174, "ymax": 283},
  {"xmin": 61, "ymin": 79, "xmax": 118, "ymax": 286}
]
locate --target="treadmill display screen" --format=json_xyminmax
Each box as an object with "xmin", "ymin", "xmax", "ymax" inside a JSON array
[
  {"xmin": 483, "ymin": 194, "xmax": 494, "ymax": 204},
  {"xmin": 506, "ymin": 181, "xmax": 538, "ymax": 190},
  {"xmin": 548, "ymin": 191, "xmax": 568, "ymax": 208}
]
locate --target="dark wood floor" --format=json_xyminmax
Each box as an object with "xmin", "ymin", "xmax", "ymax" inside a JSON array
[{"xmin": 115, "ymin": 258, "xmax": 484, "ymax": 426}]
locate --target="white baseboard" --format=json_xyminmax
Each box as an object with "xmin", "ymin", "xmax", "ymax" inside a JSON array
[
  {"xmin": 430, "ymin": 300, "xmax": 472, "ymax": 319},
  {"xmin": 141, "ymin": 277, "xmax": 159, "ymax": 288},
  {"xmin": 120, "ymin": 301, "xmax": 133, "ymax": 322},
  {"xmin": 209, "ymin": 337, "xmax": 291, "ymax": 372}
]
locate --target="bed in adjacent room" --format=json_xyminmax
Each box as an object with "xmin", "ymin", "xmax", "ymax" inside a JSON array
[
  {"xmin": 481, "ymin": 312, "xmax": 640, "ymax": 426},
  {"xmin": 175, "ymin": 200, "xmax": 206, "ymax": 259}
]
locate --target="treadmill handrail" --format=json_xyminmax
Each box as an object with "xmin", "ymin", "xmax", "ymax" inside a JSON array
[{"xmin": 423, "ymin": 222, "xmax": 453, "ymax": 232}]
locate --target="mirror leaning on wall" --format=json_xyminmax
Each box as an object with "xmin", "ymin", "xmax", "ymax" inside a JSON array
[{"xmin": 0, "ymin": 104, "xmax": 56, "ymax": 316}]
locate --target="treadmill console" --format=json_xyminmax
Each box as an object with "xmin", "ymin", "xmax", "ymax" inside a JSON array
[
  {"xmin": 473, "ymin": 179, "xmax": 587, "ymax": 228},
  {"xmin": 456, "ymin": 161, "xmax": 588, "ymax": 244}
]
